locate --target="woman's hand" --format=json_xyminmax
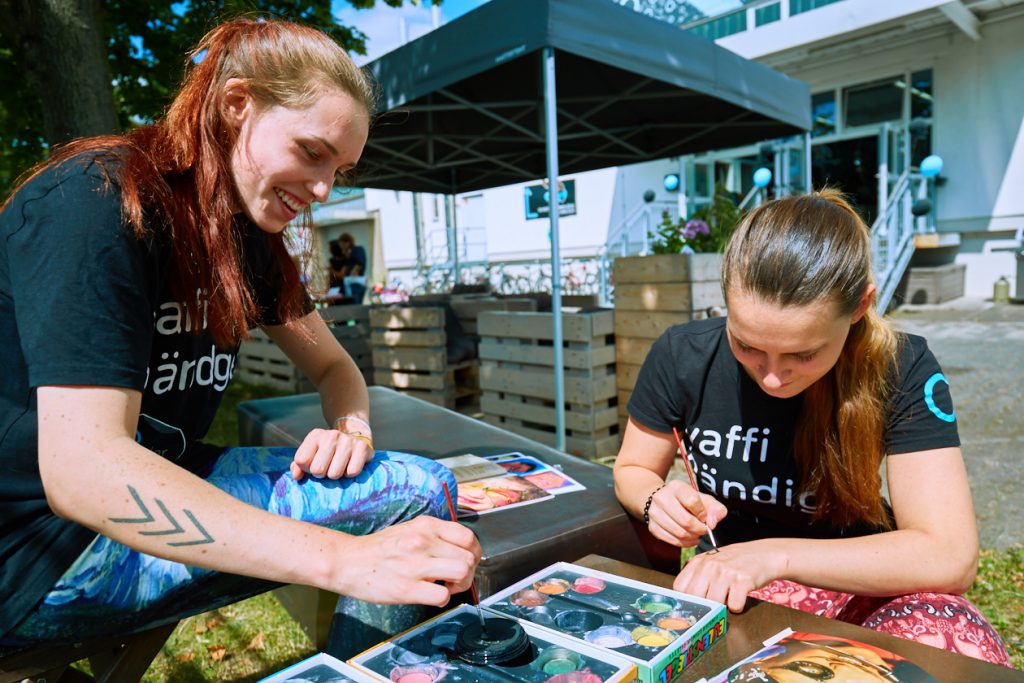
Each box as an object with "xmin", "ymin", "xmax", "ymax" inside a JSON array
[
  {"xmin": 673, "ymin": 540, "xmax": 788, "ymax": 613},
  {"xmin": 334, "ymin": 516, "xmax": 482, "ymax": 606},
  {"xmin": 290, "ymin": 427, "xmax": 373, "ymax": 480},
  {"xmin": 646, "ymin": 479, "xmax": 728, "ymax": 548}
]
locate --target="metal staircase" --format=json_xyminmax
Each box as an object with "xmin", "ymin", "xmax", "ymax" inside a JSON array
[{"xmin": 871, "ymin": 169, "xmax": 925, "ymax": 314}]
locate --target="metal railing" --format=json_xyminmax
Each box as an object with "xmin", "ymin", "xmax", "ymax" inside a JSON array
[{"xmin": 871, "ymin": 169, "xmax": 919, "ymax": 313}]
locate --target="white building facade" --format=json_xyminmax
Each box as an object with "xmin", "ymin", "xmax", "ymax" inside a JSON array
[{"xmin": 318, "ymin": 0, "xmax": 1024, "ymax": 300}]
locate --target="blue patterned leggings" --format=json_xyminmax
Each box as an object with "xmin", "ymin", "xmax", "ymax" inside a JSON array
[{"xmin": 7, "ymin": 448, "xmax": 455, "ymax": 656}]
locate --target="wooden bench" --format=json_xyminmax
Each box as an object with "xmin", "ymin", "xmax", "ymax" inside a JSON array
[{"xmin": 0, "ymin": 621, "xmax": 178, "ymax": 683}]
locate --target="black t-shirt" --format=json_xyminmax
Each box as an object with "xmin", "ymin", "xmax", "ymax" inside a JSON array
[
  {"xmin": 628, "ymin": 317, "xmax": 960, "ymax": 548},
  {"xmin": 0, "ymin": 155, "xmax": 304, "ymax": 638}
]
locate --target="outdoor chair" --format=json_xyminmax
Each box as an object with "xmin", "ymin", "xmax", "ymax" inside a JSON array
[{"xmin": 0, "ymin": 620, "xmax": 177, "ymax": 683}]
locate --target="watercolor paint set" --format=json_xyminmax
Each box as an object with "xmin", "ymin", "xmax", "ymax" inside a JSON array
[
  {"xmin": 258, "ymin": 651, "xmax": 381, "ymax": 682},
  {"xmin": 349, "ymin": 603, "xmax": 638, "ymax": 683},
  {"xmin": 481, "ymin": 562, "xmax": 728, "ymax": 683}
]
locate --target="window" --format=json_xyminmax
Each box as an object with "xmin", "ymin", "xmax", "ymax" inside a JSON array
[
  {"xmin": 811, "ymin": 91, "xmax": 836, "ymax": 137},
  {"xmin": 910, "ymin": 69, "xmax": 934, "ymax": 120},
  {"xmin": 789, "ymin": 0, "xmax": 844, "ymax": 16},
  {"xmin": 844, "ymin": 76, "xmax": 903, "ymax": 128},
  {"xmin": 690, "ymin": 11, "xmax": 747, "ymax": 41},
  {"xmin": 755, "ymin": 3, "xmax": 781, "ymax": 26}
]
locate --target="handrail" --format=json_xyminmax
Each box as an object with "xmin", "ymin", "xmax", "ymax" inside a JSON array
[{"xmin": 872, "ymin": 169, "xmax": 918, "ymax": 313}]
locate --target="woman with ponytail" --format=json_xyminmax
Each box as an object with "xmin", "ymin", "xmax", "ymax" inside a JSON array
[
  {"xmin": 0, "ymin": 18, "xmax": 479, "ymax": 652},
  {"xmin": 614, "ymin": 190, "xmax": 1010, "ymax": 666}
]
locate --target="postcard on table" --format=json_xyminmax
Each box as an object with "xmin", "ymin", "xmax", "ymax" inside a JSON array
[
  {"xmin": 696, "ymin": 628, "xmax": 939, "ymax": 683},
  {"xmin": 485, "ymin": 452, "xmax": 586, "ymax": 494}
]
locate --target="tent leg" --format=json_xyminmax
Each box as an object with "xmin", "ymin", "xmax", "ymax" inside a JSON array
[{"xmin": 543, "ymin": 46, "xmax": 566, "ymax": 453}]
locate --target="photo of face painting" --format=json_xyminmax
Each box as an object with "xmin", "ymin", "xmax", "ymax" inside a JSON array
[
  {"xmin": 706, "ymin": 631, "xmax": 938, "ymax": 683},
  {"xmin": 456, "ymin": 474, "xmax": 553, "ymax": 515},
  {"xmin": 485, "ymin": 453, "xmax": 586, "ymax": 494}
]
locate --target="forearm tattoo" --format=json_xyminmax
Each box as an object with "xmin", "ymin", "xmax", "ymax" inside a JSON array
[{"xmin": 108, "ymin": 485, "xmax": 215, "ymax": 546}]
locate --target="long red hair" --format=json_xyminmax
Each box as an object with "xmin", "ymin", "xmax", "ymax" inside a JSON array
[{"xmin": 2, "ymin": 18, "xmax": 374, "ymax": 347}]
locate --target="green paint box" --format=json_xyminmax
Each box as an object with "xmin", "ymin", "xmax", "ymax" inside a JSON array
[{"xmin": 481, "ymin": 562, "xmax": 728, "ymax": 683}]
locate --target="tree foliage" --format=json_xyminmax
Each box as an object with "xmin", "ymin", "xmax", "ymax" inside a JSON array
[{"xmin": 0, "ymin": 0, "xmax": 426, "ymax": 197}]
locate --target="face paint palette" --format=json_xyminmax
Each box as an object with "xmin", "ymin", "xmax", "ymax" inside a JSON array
[
  {"xmin": 481, "ymin": 563, "xmax": 728, "ymax": 683},
  {"xmin": 258, "ymin": 651, "xmax": 381, "ymax": 682},
  {"xmin": 348, "ymin": 604, "xmax": 638, "ymax": 683}
]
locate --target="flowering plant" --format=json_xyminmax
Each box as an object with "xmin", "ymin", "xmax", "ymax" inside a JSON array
[{"xmin": 649, "ymin": 183, "xmax": 741, "ymax": 254}]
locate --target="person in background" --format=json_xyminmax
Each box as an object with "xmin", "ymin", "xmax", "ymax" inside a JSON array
[
  {"xmin": 613, "ymin": 190, "xmax": 1010, "ymax": 666},
  {"xmin": 327, "ymin": 232, "xmax": 367, "ymax": 303},
  {"xmin": 0, "ymin": 17, "xmax": 479, "ymax": 656}
]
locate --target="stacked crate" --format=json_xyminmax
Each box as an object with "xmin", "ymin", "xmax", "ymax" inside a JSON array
[
  {"xmin": 613, "ymin": 254, "xmax": 724, "ymax": 434},
  {"xmin": 235, "ymin": 304, "xmax": 373, "ymax": 393},
  {"xmin": 320, "ymin": 304, "xmax": 373, "ymax": 385},
  {"xmin": 370, "ymin": 305, "xmax": 479, "ymax": 409},
  {"xmin": 235, "ymin": 328, "xmax": 314, "ymax": 393},
  {"xmin": 478, "ymin": 309, "xmax": 618, "ymax": 459}
]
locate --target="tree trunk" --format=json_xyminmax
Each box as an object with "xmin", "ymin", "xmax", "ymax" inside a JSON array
[{"xmin": 0, "ymin": 0, "xmax": 118, "ymax": 143}]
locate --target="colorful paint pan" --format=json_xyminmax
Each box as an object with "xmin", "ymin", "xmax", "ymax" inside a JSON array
[
  {"xmin": 534, "ymin": 578, "xmax": 572, "ymax": 595},
  {"xmin": 554, "ymin": 609, "xmax": 603, "ymax": 634},
  {"xmin": 532, "ymin": 646, "xmax": 585, "ymax": 675},
  {"xmin": 525, "ymin": 605, "xmax": 558, "ymax": 627},
  {"xmin": 584, "ymin": 625, "xmax": 633, "ymax": 649},
  {"xmin": 388, "ymin": 663, "xmax": 445, "ymax": 683},
  {"xmin": 571, "ymin": 576, "xmax": 606, "ymax": 594},
  {"xmin": 655, "ymin": 610, "xmax": 693, "ymax": 631},
  {"xmin": 630, "ymin": 625, "xmax": 676, "ymax": 648},
  {"xmin": 632, "ymin": 593, "xmax": 678, "ymax": 615},
  {"xmin": 544, "ymin": 671, "xmax": 603, "ymax": 683},
  {"xmin": 510, "ymin": 588, "xmax": 549, "ymax": 607}
]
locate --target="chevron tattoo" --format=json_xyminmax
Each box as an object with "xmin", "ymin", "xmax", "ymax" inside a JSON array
[{"xmin": 109, "ymin": 485, "xmax": 215, "ymax": 546}]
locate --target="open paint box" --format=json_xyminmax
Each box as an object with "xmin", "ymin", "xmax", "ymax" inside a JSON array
[
  {"xmin": 481, "ymin": 562, "xmax": 727, "ymax": 683},
  {"xmin": 349, "ymin": 603, "xmax": 638, "ymax": 682},
  {"xmin": 259, "ymin": 651, "xmax": 382, "ymax": 682}
]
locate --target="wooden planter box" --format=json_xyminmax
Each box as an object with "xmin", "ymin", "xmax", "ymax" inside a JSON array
[
  {"xmin": 478, "ymin": 309, "xmax": 618, "ymax": 459},
  {"xmin": 370, "ymin": 306, "xmax": 479, "ymax": 409},
  {"xmin": 613, "ymin": 253, "xmax": 725, "ymax": 433}
]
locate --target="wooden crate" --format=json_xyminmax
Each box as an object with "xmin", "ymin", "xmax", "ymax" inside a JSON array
[
  {"xmin": 478, "ymin": 309, "xmax": 618, "ymax": 459},
  {"xmin": 235, "ymin": 305, "xmax": 373, "ymax": 393},
  {"xmin": 235, "ymin": 328, "xmax": 314, "ymax": 393},
  {"xmin": 370, "ymin": 305, "xmax": 479, "ymax": 409},
  {"xmin": 613, "ymin": 254, "xmax": 725, "ymax": 432},
  {"xmin": 320, "ymin": 304, "xmax": 373, "ymax": 384}
]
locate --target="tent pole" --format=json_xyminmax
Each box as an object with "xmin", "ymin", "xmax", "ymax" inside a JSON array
[{"xmin": 543, "ymin": 46, "xmax": 566, "ymax": 452}]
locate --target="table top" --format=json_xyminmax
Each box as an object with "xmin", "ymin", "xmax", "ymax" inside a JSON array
[
  {"xmin": 574, "ymin": 555, "xmax": 1022, "ymax": 683},
  {"xmin": 237, "ymin": 387, "xmax": 646, "ymax": 594}
]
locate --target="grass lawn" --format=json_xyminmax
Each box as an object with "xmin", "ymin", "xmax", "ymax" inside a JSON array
[{"xmin": 94, "ymin": 379, "xmax": 1023, "ymax": 678}]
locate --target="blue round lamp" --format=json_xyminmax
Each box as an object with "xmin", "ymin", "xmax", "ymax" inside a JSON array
[
  {"xmin": 920, "ymin": 155, "xmax": 944, "ymax": 178},
  {"xmin": 663, "ymin": 173, "xmax": 680, "ymax": 192},
  {"xmin": 753, "ymin": 167, "xmax": 772, "ymax": 188}
]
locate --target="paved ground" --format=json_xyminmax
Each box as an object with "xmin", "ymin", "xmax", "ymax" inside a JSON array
[{"xmin": 890, "ymin": 298, "xmax": 1024, "ymax": 550}]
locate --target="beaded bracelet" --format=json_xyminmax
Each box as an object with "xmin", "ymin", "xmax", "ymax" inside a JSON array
[
  {"xmin": 334, "ymin": 415, "xmax": 372, "ymax": 434},
  {"xmin": 642, "ymin": 484, "xmax": 666, "ymax": 526}
]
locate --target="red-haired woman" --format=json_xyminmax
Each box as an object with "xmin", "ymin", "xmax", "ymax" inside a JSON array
[
  {"xmin": 0, "ymin": 18, "xmax": 479, "ymax": 654},
  {"xmin": 614, "ymin": 191, "xmax": 1010, "ymax": 666}
]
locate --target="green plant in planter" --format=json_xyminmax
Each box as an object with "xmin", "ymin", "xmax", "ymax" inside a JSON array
[{"xmin": 649, "ymin": 184, "xmax": 742, "ymax": 254}]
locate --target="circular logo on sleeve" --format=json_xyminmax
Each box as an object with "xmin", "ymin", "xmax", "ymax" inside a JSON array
[{"xmin": 923, "ymin": 373, "xmax": 956, "ymax": 423}]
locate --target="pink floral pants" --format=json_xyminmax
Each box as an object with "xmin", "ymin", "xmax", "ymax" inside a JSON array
[{"xmin": 749, "ymin": 580, "xmax": 1011, "ymax": 667}]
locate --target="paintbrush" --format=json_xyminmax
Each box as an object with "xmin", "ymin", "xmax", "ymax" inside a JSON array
[
  {"xmin": 672, "ymin": 426, "xmax": 719, "ymax": 552},
  {"xmin": 441, "ymin": 481, "xmax": 487, "ymax": 632}
]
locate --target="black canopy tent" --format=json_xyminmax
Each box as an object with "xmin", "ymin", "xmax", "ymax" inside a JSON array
[{"xmin": 358, "ymin": 0, "xmax": 811, "ymax": 449}]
